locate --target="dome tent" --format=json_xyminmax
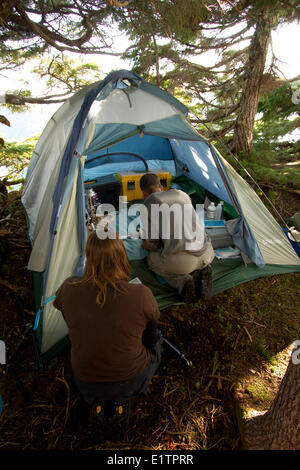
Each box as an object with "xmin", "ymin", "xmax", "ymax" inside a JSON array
[{"xmin": 22, "ymin": 70, "xmax": 300, "ymax": 360}]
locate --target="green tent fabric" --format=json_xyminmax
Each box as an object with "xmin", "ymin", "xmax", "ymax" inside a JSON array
[
  {"xmin": 172, "ymin": 175, "xmax": 239, "ymax": 220},
  {"xmin": 130, "ymin": 257, "xmax": 299, "ymax": 309},
  {"xmin": 130, "ymin": 259, "xmax": 181, "ymax": 309}
]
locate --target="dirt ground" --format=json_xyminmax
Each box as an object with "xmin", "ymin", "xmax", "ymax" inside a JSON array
[{"xmin": 0, "ymin": 188, "xmax": 299, "ymax": 451}]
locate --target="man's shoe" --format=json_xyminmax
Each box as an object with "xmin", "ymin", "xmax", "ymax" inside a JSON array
[
  {"xmin": 181, "ymin": 279, "xmax": 197, "ymax": 302},
  {"xmin": 199, "ymin": 265, "xmax": 213, "ymax": 300}
]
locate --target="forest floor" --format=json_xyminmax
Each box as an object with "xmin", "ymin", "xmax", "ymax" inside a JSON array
[{"xmin": 0, "ymin": 186, "xmax": 299, "ymax": 451}]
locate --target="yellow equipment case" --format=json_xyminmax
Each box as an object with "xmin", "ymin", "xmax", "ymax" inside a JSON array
[{"xmin": 115, "ymin": 170, "xmax": 172, "ymax": 201}]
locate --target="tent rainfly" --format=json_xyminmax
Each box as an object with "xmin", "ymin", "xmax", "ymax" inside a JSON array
[{"xmin": 21, "ymin": 70, "xmax": 300, "ymax": 360}]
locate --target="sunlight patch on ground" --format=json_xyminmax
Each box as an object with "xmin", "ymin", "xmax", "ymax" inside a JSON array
[{"xmin": 235, "ymin": 344, "xmax": 293, "ymax": 421}]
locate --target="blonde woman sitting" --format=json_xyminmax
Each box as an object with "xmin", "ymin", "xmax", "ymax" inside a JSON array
[{"xmin": 53, "ymin": 231, "xmax": 162, "ymax": 415}]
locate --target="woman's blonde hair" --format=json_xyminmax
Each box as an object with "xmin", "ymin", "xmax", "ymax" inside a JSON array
[{"xmin": 77, "ymin": 231, "xmax": 130, "ymax": 307}]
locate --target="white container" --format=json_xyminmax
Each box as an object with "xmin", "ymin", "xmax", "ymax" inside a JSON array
[
  {"xmin": 207, "ymin": 202, "xmax": 216, "ymax": 219},
  {"xmin": 89, "ymin": 188, "xmax": 100, "ymax": 208},
  {"xmin": 215, "ymin": 201, "xmax": 224, "ymax": 220}
]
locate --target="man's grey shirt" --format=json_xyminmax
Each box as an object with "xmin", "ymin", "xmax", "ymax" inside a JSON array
[{"xmin": 141, "ymin": 189, "xmax": 209, "ymax": 256}]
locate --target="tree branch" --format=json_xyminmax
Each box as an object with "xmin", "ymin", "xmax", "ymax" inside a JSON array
[
  {"xmin": 278, "ymin": 0, "xmax": 300, "ymax": 13},
  {"xmin": 4, "ymin": 93, "xmax": 68, "ymax": 105},
  {"xmin": 2, "ymin": 178, "xmax": 25, "ymax": 187},
  {"xmin": 11, "ymin": 1, "xmax": 122, "ymax": 55}
]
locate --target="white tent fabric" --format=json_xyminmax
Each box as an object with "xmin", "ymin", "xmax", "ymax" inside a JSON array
[
  {"xmin": 27, "ymin": 156, "xmax": 62, "ymax": 272},
  {"xmin": 40, "ymin": 160, "xmax": 82, "ymax": 353},
  {"xmin": 84, "ymin": 87, "xmax": 184, "ymax": 151},
  {"xmin": 88, "ymin": 87, "xmax": 181, "ymax": 125},
  {"xmin": 22, "ymin": 83, "xmax": 100, "ymax": 242},
  {"xmin": 220, "ymin": 154, "xmax": 300, "ymax": 265}
]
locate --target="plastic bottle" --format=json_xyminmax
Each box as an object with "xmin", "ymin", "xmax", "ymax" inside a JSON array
[
  {"xmin": 89, "ymin": 188, "xmax": 100, "ymax": 208},
  {"xmin": 207, "ymin": 202, "xmax": 216, "ymax": 219},
  {"xmin": 215, "ymin": 201, "xmax": 224, "ymax": 220}
]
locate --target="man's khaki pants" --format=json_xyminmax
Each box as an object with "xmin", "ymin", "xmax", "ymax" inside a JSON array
[{"xmin": 147, "ymin": 242, "xmax": 215, "ymax": 294}]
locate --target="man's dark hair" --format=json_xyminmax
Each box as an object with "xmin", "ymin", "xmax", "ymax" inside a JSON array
[{"xmin": 140, "ymin": 173, "xmax": 161, "ymax": 193}]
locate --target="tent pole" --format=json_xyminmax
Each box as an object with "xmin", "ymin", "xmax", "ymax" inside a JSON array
[{"xmin": 161, "ymin": 334, "xmax": 192, "ymax": 367}]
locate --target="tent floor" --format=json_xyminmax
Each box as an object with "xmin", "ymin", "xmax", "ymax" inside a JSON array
[
  {"xmin": 129, "ymin": 257, "xmax": 300, "ymax": 310},
  {"xmin": 129, "ymin": 257, "xmax": 246, "ymax": 309}
]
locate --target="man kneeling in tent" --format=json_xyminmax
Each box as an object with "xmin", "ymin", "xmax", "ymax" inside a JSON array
[
  {"xmin": 139, "ymin": 173, "xmax": 215, "ymax": 301},
  {"xmin": 53, "ymin": 231, "xmax": 162, "ymax": 418}
]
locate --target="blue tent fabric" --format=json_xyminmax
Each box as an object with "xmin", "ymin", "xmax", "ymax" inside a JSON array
[
  {"xmin": 74, "ymin": 158, "xmax": 87, "ymax": 277},
  {"xmin": 84, "ymin": 159, "xmax": 176, "ymax": 181},
  {"xmin": 84, "ymin": 124, "xmax": 140, "ymax": 156},
  {"xmin": 209, "ymin": 145, "xmax": 265, "ymax": 268},
  {"xmin": 85, "ymin": 133, "xmax": 174, "ymax": 167},
  {"xmin": 84, "ymin": 116, "xmax": 200, "ymax": 156},
  {"xmin": 170, "ymin": 139, "xmax": 231, "ymax": 205},
  {"xmin": 230, "ymin": 217, "xmax": 265, "ymax": 268},
  {"xmin": 144, "ymin": 115, "xmax": 202, "ymax": 141}
]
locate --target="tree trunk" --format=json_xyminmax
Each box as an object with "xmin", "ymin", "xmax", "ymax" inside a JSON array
[
  {"xmin": 231, "ymin": 13, "xmax": 273, "ymax": 155},
  {"xmin": 243, "ymin": 343, "xmax": 300, "ymax": 449}
]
